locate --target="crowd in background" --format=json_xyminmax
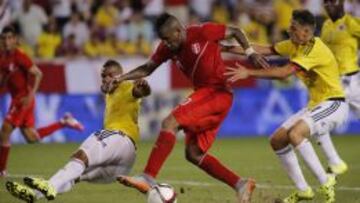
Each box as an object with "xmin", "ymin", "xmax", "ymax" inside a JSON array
[{"xmin": 0, "ymin": 0, "xmax": 359, "ymax": 60}]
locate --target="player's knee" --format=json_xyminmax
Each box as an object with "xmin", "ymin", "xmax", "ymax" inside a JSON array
[
  {"xmin": 161, "ymin": 115, "xmax": 178, "ymax": 132},
  {"xmin": 185, "ymin": 145, "xmax": 203, "ymax": 165},
  {"xmin": 288, "ymin": 127, "xmax": 304, "ymax": 147},
  {"xmin": 270, "ymin": 129, "xmax": 289, "ymax": 150},
  {"xmin": 71, "ymin": 150, "xmax": 89, "ymax": 167}
]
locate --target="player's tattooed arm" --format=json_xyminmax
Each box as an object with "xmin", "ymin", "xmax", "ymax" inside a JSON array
[
  {"xmin": 115, "ymin": 61, "xmax": 159, "ymax": 84},
  {"xmin": 221, "ymin": 44, "xmax": 276, "ymax": 56},
  {"xmin": 225, "ymin": 26, "xmax": 270, "ymax": 69},
  {"xmin": 224, "ymin": 62, "xmax": 296, "ymax": 82},
  {"xmin": 132, "ymin": 79, "xmax": 151, "ymax": 98}
]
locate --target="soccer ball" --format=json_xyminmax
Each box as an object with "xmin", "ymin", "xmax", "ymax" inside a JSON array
[{"xmin": 147, "ymin": 183, "xmax": 177, "ymax": 203}]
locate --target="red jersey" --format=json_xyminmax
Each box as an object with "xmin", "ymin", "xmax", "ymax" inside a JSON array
[
  {"xmin": 151, "ymin": 23, "xmax": 228, "ymax": 89},
  {"xmin": 0, "ymin": 48, "xmax": 34, "ymax": 98}
]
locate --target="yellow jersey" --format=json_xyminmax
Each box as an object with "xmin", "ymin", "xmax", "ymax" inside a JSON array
[
  {"xmin": 274, "ymin": 37, "xmax": 345, "ymax": 108},
  {"xmin": 104, "ymin": 81, "xmax": 141, "ymax": 143},
  {"xmin": 321, "ymin": 14, "xmax": 360, "ymax": 75},
  {"xmin": 243, "ymin": 21, "xmax": 269, "ymax": 45},
  {"xmin": 37, "ymin": 32, "xmax": 61, "ymax": 59}
]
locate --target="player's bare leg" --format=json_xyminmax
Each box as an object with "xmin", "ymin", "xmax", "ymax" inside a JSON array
[
  {"xmin": 118, "ymin": 114, "xmax": 178, "ymax": 193},
  {"xmin": 0, "ymin": 121, "xmax": 15, "ymax": 176}
]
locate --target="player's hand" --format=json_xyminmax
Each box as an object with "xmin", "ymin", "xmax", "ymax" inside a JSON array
[
  {"xmin": 20, "ymin": 93, "xmax": 34, "ymax": 109},
  {"xmin": 107, "ymin": 76, "xmax": 123, "ymax": 94},
  {"xmin": 249, "ymin": 53, "xmax": 270, "ymax": 69},
  {"xmin": 133, "ymin": 79, "xmax": 151, "ymax": 98},
  {"xmin": 224, "ymin": 63, "xmax": 249, "ymax": 82}
]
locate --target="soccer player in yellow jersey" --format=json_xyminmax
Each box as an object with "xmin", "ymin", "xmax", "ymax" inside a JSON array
[
  {"xmin": 224, "ymin": 10, "xmax": 348, "ymax": 203},
  {"xmin": 5, "ymin": 60, "xmax": 151, "ymax": 203},
  {"xmin": 319, "ymin": 0, "xmax": 360, "ymax": 175}
]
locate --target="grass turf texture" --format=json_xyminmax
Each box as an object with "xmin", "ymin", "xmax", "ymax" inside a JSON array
[{"xmin": 0, "ymin": 136, "xmax": 359, "ymax": 203}]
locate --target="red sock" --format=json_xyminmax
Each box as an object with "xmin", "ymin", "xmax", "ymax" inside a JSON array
[
  {"xmin": 37, "ymin": 122, "xmax": 64, "ymax": 139},
  {"xmin": 143, "ymin": 130, "xmax": 176, "ymax": 178},
  {"xmin": 0, "ymin": 145, "xmax": 11, "ymax": 172},
  {"xmin": 198, "ymin": 154, "xmax": 240, "ymax": 189}
]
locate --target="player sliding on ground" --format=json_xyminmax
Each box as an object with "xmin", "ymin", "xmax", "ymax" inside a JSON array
[
  {"xmin": 0, "ymin": 26, "xmax": 84, "ymax": 177},
  {"xmin": 113, "ymin": 13, "xmax": 269, "ymax": 203},
  {"xmin": 5, "ymin": 60, "xmax": 151, "ymax": 203},
  {"xmin": 224, "ymin": 10, "xmax": 348, "ymax": 203}
]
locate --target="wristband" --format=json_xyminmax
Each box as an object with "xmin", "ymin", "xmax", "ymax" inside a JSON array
[{"xmin": 245, "ymin": 47, "xmax": 256, "ymax": 56}]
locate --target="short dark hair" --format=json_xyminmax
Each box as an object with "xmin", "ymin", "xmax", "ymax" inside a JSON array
[
  {"xmin": 103, "ymin": 59, "xmax": 121, "ymax": 69},
  {"xmin": 2, "ymin": 26, "xmax": 17, "ymax": 35},
  {"xmin": 292, "ymin": 10, "xmax": 316, "ymax": 28},
  {"xmin": 155, "ymin": 13, "xmax": 176, "ymax": 36}
]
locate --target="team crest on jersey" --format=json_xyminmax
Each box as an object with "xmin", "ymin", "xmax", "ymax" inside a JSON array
[
  {"xmin": 338, "ymin": 24, "xmax": 346, "ymax": 31},
  {"xmin": 8, "ymin": 63, "xmax": 15, "ymax": 72},
  {"xmin": 191, "ymin": 43, "xmax": 201, "ymax": 54}
]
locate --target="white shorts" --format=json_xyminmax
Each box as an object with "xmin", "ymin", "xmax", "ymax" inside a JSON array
[
  {"xmin": 281, "ymin": 100, "xmax": 349, "ymax": 136},
  {"xmin": 342, "ymin": 72, "xmax": 360, "ymax": 117},
  {"xmin": 78, "ymin": 130, "xmax": 136, "ymax": 183}
]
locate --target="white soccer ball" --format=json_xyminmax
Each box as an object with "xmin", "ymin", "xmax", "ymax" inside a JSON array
[{"xmin": 147, "ymin": 183, "xmax": 177, "ymax": 203}]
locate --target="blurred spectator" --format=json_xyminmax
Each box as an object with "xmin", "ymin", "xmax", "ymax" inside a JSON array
[
  {"xmin": 51, "ymin": 0, "xmax": 72, "ymax": 30},
  {"xmin": 94, "ymin": 0, "xmax": 119, "ymax": 31},
  {"xmin": 116, "ymin": 0, "xmax": 133, "ymax": 23},
  {"xmin": 134, "ymin": 35, "xmax": 151, "ymax": 56},
  {"xmin": 165, "ymin": 0, "xmax": 189, "ymax": 24},
  {"xmin": 243, "ymin": 8, "xmax": 269, "ymax": 45},
  {"xmin": 18, "ymin": 36, "xmax": 35, "ymax": 57},
  {"xmin": 56, "ymin": 34, "xmax": 81, "ymax": 58},
  {"xmin": 83, "ymin": 31, "xmax": 101, "ymax": 58},
  {"xmin": 73, "ymin": 0, "xmax": 93, "ymax": 21},
  {"xmin": 12, "ymin": 0, "xmax": 48, "ymax": 47},
  {"xmin": 0, "ymin": 0, "xmax": 12, "ymax": 32},
  {"xmin": 63, "ymin": 12, "xmax": 89, "ymax": 47},
  {"xmin": 128, "ymin": 11, "xmax": 154, "ymax": 43},
  {"xmin": 273, "ymin": 0, "xmax": 302, "ymax": 40},
  {"xmin": 143, "ymin": 0, "xmax": 164, "ymax": 22},
  {"xmin": 345, "ymin": 0, "xmax": 360, "ymax": 17},
  {"xmin": 211, "ymin": 0, "xmax": 230, "ymax": 24},
  {"xmin": 190, "ymin": 0, "xmax": 214, "ymax": 21},
  {"xmin": 36, "ymin": 18, "xmax": 61, "ymax": 59}
]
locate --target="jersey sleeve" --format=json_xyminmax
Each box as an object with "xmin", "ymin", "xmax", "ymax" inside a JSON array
[
  {"xmin": 348, "ymin": 16, "xmax": 360, "ymax": 38},
  {"xmin": 273, "ymin": 40, "xmax": 293, "ymax": 56},
  {"xmin": 291, "ymin": 51, "xmax": 317, "ymax": 71},
  {"xmin": 150, "ymin": 42, "xmax": 172, "ymax": 65},
  {"xmin": 17, "ymin": 50, "xmax": 34, "ymax": 71},
  {"xmin": 201, "ymin": 22, "xmax": 226, "ymax": 41}
]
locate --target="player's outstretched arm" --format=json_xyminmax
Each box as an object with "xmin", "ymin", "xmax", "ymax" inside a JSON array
[
  {"xmin": 221, "ymin": 44, "xmax": 276, "ymax": 56},
  {"xmin": 225, "ymin": 26, "xmax": 270, "ymax": 69},
  {"xmin": 132, "ymin": 79, "xmax": 151, "ymax": 98},
  {"xmin": 224, "ymin": 62, "xmax": 296, "ymax": 82},
  {"xmin": 115, "ymin": 61, "xmax": 159, "ymax": 83}
]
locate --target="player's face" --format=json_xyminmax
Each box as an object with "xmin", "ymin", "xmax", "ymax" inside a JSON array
[
  {"xmin": 324, "ymin": 0, "xmax": 344, "ymax": 19},
  {"xmin": 160, "ymin": 26, "xmax": 184, "ymax": 52},
  {"xmin": 101, "ymin": 66, "xmax": 122, "ymax": 86},
  {"xmin": 2, "ymin": 32, "xmax": 17, "ymax": 51},
  {"xmin": 288, "ymin": 20, "xmax": 314, "ymax": 45}
]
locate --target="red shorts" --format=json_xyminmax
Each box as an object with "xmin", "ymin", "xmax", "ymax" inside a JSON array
[
  {"xmin": 172, "ymin": 87, "xmax": 233, "ymax": 152},
  {"xmin": 5, "ymin": 97, "xmax": 35, "ymax": 128}
]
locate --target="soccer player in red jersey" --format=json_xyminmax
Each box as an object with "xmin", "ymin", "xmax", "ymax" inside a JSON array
[
  {"xmin": 0, "ymin": 26, "xmax": 84, "ymax": 177},
  {"xmin": 114, "ymin": 13, "xmax": 269, "ymax": 202}
]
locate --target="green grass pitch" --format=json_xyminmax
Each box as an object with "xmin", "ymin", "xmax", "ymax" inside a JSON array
[{"xmin": 1, "ymin": 136, "xmax": 359, "ymax": 203}]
